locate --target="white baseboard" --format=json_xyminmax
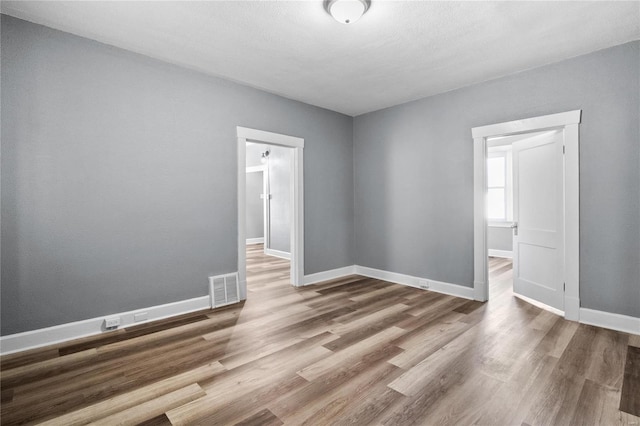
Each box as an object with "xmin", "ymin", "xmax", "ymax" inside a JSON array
[
  {"xmin": 354, "ymin": 265, "xmax": 474, "ymax": 300},
  {"xmin": 13, "ymin": 272, "xmax": 635, "ymax": 357},
  {"xmin": 488, "ymin": 249, "xmax": 513, "ymax": 259},
  {"xmin": 474, "ymin": 280, "xmax": 487, "ymax": 302},
  {"xmin": 246, "ymin": 237, "xmax": 264, "ymax": 245},
  {"xmin": 264, "ymin": 248, "xmax": 291, "ymax": 260},
  {"xmin": 0, "ymin": 296, "xmax": 211, "ymax": 356},
  {"xmin": 303, "ymin": 265, "xmax": 356, "ymax": 286},
  {"xmin": 579, "ymin": 308, "xmax": 640, "ymax": 336}
]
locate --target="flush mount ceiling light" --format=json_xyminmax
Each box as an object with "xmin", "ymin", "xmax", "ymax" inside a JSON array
[{"xmin": 325, "ymin": 0, "xmax": 371, "ymax": 24}]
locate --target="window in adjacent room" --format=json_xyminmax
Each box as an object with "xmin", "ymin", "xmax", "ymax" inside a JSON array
[{"xmin": 487, "ymin": 147, "xmax": 512, "ymax": 223}]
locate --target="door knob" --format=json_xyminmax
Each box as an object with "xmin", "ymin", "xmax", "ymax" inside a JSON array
[{"xmin": 510, "ymin": 222, "xmax": 518, "ymax": 236}]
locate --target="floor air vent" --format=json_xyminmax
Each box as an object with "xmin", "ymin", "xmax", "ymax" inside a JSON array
[{"xmin": 209, "ymin": 272, "xmax": 240, "ymax": 308}]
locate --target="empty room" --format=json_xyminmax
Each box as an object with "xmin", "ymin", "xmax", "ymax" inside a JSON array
[{"xmin": 1, "ymin": 1, "xmax": 639, "ymax": 425}]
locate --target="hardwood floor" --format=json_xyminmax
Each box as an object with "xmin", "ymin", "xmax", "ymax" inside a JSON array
[{"xmin": 1, "ymin": 248, "xmax": 638, "ymax": 425}]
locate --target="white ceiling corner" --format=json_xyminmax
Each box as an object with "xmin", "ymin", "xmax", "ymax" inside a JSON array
[{"xmin": 2, "ymin": 1, "xmax": 639, "ymax": 116}]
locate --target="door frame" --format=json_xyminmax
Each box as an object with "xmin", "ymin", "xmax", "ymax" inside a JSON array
[
  {"xmin": 237, "ymin": 127, "xmax": 304, "ymax": 299},
  {"xmin": 471, "ymin": 110, "xmax": 581, "ymax": 320}
]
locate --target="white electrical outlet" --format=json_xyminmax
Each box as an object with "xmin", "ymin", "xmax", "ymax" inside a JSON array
[
  {"xmin": 134, "ymin": 312, "xmax": 148, "ymax": 322},
  {"xmin": 104, "ymin": 316, "xmax": 120, "ymax": 330},
  {"xmin": 418, "ymin": 279, "xmax": 429, "ymax": 289}
]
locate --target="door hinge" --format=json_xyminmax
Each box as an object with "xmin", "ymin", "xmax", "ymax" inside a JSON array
[
  {"xmin": 563, "ymin": 282, "xmax": 566, "ymax": 292},
  {"xmin": 563, "ymin": 145, "xmax": 566, "ymax": 154}
]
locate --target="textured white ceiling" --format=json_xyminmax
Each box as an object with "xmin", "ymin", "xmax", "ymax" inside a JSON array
[{"xmin": 2, "ymin": 1, "xmax": 639, "ymax": 116}]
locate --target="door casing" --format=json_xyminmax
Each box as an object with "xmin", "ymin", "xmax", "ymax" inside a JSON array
[{"xmin": 471, "ymin": 110, "xmax": 581, "ymax": 320}]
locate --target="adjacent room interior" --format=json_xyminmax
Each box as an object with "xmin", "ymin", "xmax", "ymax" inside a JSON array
[{"xmin": 1, "ymin": 1, "xmax": 639, "ymax": 424}]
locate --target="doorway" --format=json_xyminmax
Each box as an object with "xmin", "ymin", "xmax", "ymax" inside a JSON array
[
  {"xmin": 472, "ymin": 111, "xmax": 581, "ymax": 321},
  {"xmin": 237, "ymin": 127, "xmax": 304, "ymax": 301},
  {"xmin": 245, "ymin": 143, "xmax": 293, "ymax": 260}
]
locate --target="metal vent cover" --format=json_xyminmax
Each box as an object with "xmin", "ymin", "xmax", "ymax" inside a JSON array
[{"xmin": 209, "ymin": 272, "xmax": 240, "ymax": 308}]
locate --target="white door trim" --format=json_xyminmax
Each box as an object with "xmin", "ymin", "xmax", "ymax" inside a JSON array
[
  {"xmin": 471, "ymin": 110, "xmax": 581, "ymax": 321},
  {"xmin": 237, "ymin": 127, "xmax": 304, "ymax": 296}
]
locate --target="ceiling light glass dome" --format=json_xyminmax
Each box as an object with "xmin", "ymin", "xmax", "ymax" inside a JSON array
[{"xmin": 325, "ymin": 0, "xmax": 370, "ymax": 24}]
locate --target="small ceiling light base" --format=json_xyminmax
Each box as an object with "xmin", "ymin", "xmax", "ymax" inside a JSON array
[{"xmin": 325, "ymin": 0, "xmax": 371, "ymax": 24}]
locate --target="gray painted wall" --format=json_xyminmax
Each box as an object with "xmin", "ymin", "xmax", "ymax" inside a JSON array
[
  {"xmin": 354, "ymin": 41, "xmax": 640, "ymax": 318},
  {"xmin": 245, "ymin": 171, "xmax": 264, "ymax": 240},
  {"xmin": 488, "ymin": 227, "xmax": 513, "ymax": 252},
  {"xmin": 1, "ymin": 15, "xmax": 354, "ymax": 335},
  {"xmin": 267, "ymin": 145, "xmax": 291, "ymax": 253}
]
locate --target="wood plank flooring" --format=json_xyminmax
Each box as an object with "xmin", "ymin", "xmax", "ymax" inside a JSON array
[{"xmin": 1, "ymin": 248, "xmax": 638, "ymax": 425}]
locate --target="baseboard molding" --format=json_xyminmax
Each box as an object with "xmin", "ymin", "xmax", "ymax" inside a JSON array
[
  {"xmin": 488, "ymin": 249, "xmax": 513, "ymax": 259},
  {"xmin": 303, "ymin": 265, "xmax": 356, "ymax": 286},
  {"xmin": 474, "ymin": 280, "xmax": 487, "ymax": 302},
  {"xmin": 354, "ymin": 265, "xmax": 474, "ymax": 300},
  {"xmin": 579, "ymin": 308, "xmax": 640, "ymax": 336},
  {"xmin": 264, "ymin": 248, "xmax": 291, "ymax": 260},
  {"xmin": 246, "ymin": 237, "xmax": 264, "ymax": 245},
  {"xmin": 0, "ymin": 296, "xmax": 211, "ymax": 355},
  {"xmin": 11, "ymin": 273, "xmax": 634, "ymax": 356}
]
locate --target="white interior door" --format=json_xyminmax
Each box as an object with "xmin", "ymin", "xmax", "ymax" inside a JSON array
[{"xmin": 512, "ymin": 130, "xmax": 564, "ymax": 311}]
